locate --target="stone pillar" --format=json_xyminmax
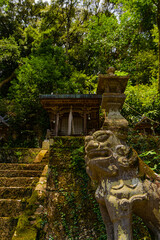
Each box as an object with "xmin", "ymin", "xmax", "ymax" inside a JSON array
[{"xmin": 99, "ymin": 67, "xmax": 129, "ymax": 140}]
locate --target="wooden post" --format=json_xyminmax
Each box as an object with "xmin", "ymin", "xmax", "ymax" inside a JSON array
[
  {"xmin": 55, "ymin": 113, "xmax": 59, "ymax": 136},
  {"xmin": 84, "ymin": 112, "xmax": 87, "ymax": 135},
  {"xmin": 72, "ymin": 117, "xmax": 75, "ymax": 135},
  {"xmin": 68, "ymin": 106, "xmax": 73, "ymax": 136}
]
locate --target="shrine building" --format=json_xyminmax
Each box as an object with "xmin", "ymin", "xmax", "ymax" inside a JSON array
[
  {"xmin": 134, "ymin": 116, "xmax": 158, "ymax": 135},
  {"xmin": 39, "ymin": 94, "xmax": 102, "ymax": 136}
]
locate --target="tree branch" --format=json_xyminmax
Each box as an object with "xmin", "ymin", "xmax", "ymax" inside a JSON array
[{"xmin": 0, "ymin": 71, "xmax": 16, "ymax": 89}]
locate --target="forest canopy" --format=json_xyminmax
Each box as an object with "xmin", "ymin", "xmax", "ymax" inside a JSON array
[{"xmin": 0, "ymin": 0, "xmax": 160, "ymax": 146}]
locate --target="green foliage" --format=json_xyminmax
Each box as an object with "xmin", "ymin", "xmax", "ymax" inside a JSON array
[
  {"xmin": 0, "ymin": 0, "xmax": 160, "ymax": 146},
  {"xmin": 122, "ymin": 78, "xmax": 160, "ymax": 124},
  {"xmin": 0, "ymin": 0, "xmax": 47, "ymax": 87},
  {"xmin": 127, "ymin": 133, "xmax": 160, "ymax": 239},
  {"xmin": 6, "ymin": 44, "xmax": 73, "ymax": 146},
  {"xmin": 0, "ymin": 36, "xmax": 20, "ymax": 95},
  {"xmin": 132, "ymin": 214, "xmax": 151, "ymax": 240},
  {"xmin": 10, "ymin": 46, "xmax": 71, "ymax": 97},
  {"xmin": 128, "ymin": 131, "xmax": 160, "ymax": 174},
  {"xmin": 82, "ymin": 13, "xmax": 119, "ymax": 73},
  {"xmin": 0, "ymin": 36, "xmax": 20, "ymax": 63},
  {"xmin": 69, "ymin": 71, "xmax": 97, "ymax": 93},
  {"xmin": 139, "ymin": 150, "xmax": 160, "ymax": 172},
  {"xmin": 0, "ymin": 98, "xmax": 8, "ymax": 115},
  {"xmin": 113, "ymin": 0, "xmax": 157, "ymax": 33},
  {"xmin": 115, "ymin": 70, "xmax": 128, "ymax": 76},
  {"xmin": 126, "ymin": 50, "xmax": 158, "ymax": 85},
  {"xmin": 0, "ymin": 0, "xmax": 9, "ymax": 7}
]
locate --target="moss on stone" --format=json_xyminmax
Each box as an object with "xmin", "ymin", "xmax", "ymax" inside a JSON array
[
  {"xmin": 15, "ymin": 214, "xmax": 30, "ymax": 231},
  {"xmin": 12, "ymin": 227, "xmax": 37, "ymax": 240},
  {"xmin": 12, "ymin": 189, "xmax": 46, "ymax": 240},
  {"xmin": 47, "ymin": 137, "xmax": 107, "ymax": 239}
]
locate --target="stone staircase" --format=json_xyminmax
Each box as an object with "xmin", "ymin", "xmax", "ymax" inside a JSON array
[
  {"xmin": 0, "ymin": 153, "xmax": 47, "ymax": 240},
  {"xmin": 46, "ymin": 137, "xmax": 105, "ymax": 239}
]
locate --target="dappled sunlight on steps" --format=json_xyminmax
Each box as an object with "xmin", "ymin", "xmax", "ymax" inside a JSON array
[{"xmin": 0, "ymin": 149, "xmax": 48, "ymax": 240}]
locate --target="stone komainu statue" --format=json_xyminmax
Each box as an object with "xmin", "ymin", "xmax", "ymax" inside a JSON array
[{"xmin": 85, "ymin": 130, "xmax": 160, "ymax": 240}]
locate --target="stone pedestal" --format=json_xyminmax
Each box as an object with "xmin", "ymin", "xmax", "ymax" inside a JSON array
[{"xmin": 42, "ymin": 140, "xmax": 50, "ymax": 150}]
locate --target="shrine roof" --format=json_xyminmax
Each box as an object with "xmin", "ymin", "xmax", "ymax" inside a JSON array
[
  {"xmin": 39, "ymin": 94, "xmax": 102, "ymax": 110},
  {"xmin": 135, "ymin": 116, "xmax": 158, "ymax": 129},
  {"xmin": 39, "ymin": 94, "xmax": 102, "ymax": 99}
]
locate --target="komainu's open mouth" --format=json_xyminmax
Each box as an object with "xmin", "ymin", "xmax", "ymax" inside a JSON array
[{"xmin": 87, "ymin": 148, "xmax": 113, "ymax": 160}]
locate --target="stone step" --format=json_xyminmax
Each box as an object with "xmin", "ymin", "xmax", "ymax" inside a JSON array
[
  {"xmin": 52, "ymin": 137, "xmax": 84, "ymax": 149},
  {"xmin": 41, "ymin": 152, "xmax": 50, "ymax": 163},
  {"xmin": 0, "ymin": 163, "xmax": 45, "ymax": 171},
  {"xmin": 0, "ymin": 170, "xmax": 42, "ymax": 178},
  {"xmin": 0, "ymin": 217, "xmax": 17, "ymax": 240},
  {"xmin": 0, "ymin": 148, "xmax": 41, "ymax": 164},
  {"xmin": 0, "ymin": 187, "xmax": 32, "ymax": 199},
  {"xmin": 0, "ymin": 177, "xmax": 39, "ymax": 187},
  {"xmin": 0, "ymin": 199, "xmax": 24, "ymax": 217}
]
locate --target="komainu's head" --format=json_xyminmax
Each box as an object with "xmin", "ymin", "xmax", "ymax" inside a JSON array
[{"xmin": 85, "ymin": 130, "xmax": 138, "ymax": 180}]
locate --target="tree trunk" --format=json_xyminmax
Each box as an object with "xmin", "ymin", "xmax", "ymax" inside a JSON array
[
  {"xmin": 159, "ymin": 29, "xmax": 160, "ymax": 93},
  {"xmin": 157, "ymin": 1, "xmax": 160, "ymax": 93}
]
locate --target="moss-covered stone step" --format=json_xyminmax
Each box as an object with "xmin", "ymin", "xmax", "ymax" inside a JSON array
[
  {"xmin": 0, "ymin": 170, "xmax": 42, "ymax": 177},
  {"xmin": 0, "ymin": 177, "xmax": 39, "ymax": 187},
  {"xmin": 53, "ymin": 136, "xmax": 84, "ymax": 149},
  {"xmin": 0, "ymin": 217, "xmax": 17, "ymax": 240},
  {"xmin": 0, "ymin": 148, "xmax": 41, "ymax": 164},
  {"xmin": 0, "ymin": 163, "xmax": 45, "ymax": 171},
  {"xmin": 0, "ymin": 187, "xmax": 32, "ymax": 199},
  {"xmin": 0, "ymin": 199, "xmax": 24, "ymax": 217},
  {"xmin": 34, "ymin": 150, "xmax": 49, "ymax": 163}
]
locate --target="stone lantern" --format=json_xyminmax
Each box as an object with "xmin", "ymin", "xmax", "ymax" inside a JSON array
[{"xmin": 97, "ymin": 67, "xmax": 129, "ymax": 140}]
